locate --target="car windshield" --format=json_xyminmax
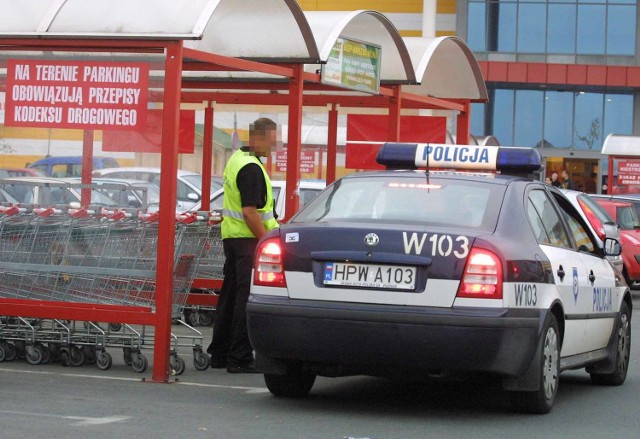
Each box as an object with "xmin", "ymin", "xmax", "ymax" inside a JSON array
[
  {"xmin": 182, "ymin": 174, "xmax": 223, "ymax": 193},
  {"xmin": 616, "ymin": 205, "xmax": 640, "ymax": 230},
  {"xmin": 292, "ymin": 175, "xmax": 505, "ymax": 231}
]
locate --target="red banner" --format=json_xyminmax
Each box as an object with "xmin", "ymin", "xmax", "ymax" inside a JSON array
[
  {"xmin": 102, "ymin": 110, "xmax": 195, "ymax": 154},
  {"xmin": 4, "ymin": 59, "xmax": 149, "ymax": 131},
  {"xmin": 346, "ymin": 115, "xmax": 447, "ymax": 170}
]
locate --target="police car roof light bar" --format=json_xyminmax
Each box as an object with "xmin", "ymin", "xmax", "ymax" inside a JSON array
[{"xmin": 376, "ymin": 143, "xmax": 542, "ymax": 173}]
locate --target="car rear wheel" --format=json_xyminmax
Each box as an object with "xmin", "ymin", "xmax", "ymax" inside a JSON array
[
  {"xmin": 511, "ymin": 312, "xmax": 560, "ymax": 414},
  {"xmin": 590, "ymin": 301, "xmax": 631, "ymax": 386},
  {"xmin": 264, "ymin": 369, "xmax": 316, "ymax": 398}
]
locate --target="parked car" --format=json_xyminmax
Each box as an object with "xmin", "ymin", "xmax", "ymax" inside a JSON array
[
  {"xmin": 560, "ymin": 189, "xmax": 623, "ymax": 273},
  {"xmin": 592, "ymin": 194, "xmax": 640, "ymax": 222},
  {"xmin": 0, "ymin": 167, "xmax": 46, "ymax": 177},
  {"xmin": 28, "ymin": 156, "xmax": 119, "ymax": 178},
  {"xmin": 592, "ymin": 197, "xmax": 640, "ymax": 287},
  {"xmin": 69, "ymin": 177, "xmax": 163, "ymax": 212},
  {"xmin": 93, "ymin": 167, "xmax": 222, "ymax": 212},
  {"xmin": 0, "ymin": 187, "xmax": 19, "ymax": 204},
  {"xmin": 189, "ymin": 180, "xmax": 326, "ymax": 220},
  {"xmin": 0, "ymin": 177, "xmax": 119, "ymax": 207},
  {"xmin": 247, "ymin": 143, "xmax": 629, "ymax": 414}
]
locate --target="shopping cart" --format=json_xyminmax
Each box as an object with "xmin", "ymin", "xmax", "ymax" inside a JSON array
[{"xmin": 0, "ymin": 206, "xmax": 214, "ymax": 374}]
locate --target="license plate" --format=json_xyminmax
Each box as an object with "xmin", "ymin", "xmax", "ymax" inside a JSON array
[{"xmin": 323, "ymin": 262, "xmax": 416, "ymax": 290}]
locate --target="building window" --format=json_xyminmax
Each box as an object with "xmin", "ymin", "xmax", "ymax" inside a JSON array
[
  {"xmin": 476, "ymin": 89, "xmax": 633, "ymax": 150},
  {"xmin": 467, "ymin": 0, "xmax": 637, "ymax": 56}
]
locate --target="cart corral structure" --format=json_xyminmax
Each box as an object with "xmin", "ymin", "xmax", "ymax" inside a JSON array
[
  {"xmin": 0, "ymin": 205, "xmax": 215, "ymax": 374},
  {"xmin": 0, "ymin": 0, "xmax": 487, "ymax": 381}
]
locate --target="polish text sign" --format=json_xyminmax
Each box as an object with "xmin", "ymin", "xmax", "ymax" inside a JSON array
[{"xmin": 4, "ymin": 59, "xmax": 149, "ymax": 130}]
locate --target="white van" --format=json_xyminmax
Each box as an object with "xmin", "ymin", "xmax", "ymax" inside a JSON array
[
  {"xmin": 93, "ymin": 167, "xmax": 223, "ymax": 211},
  {"xmin": 190, "ymin": 180, "xmax": 325, "ymax": 220}
]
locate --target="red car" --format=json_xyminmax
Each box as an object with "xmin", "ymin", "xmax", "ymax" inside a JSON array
[{"xmin": 593, "ymin": 198, "xmax": 640, "ymax": 286}]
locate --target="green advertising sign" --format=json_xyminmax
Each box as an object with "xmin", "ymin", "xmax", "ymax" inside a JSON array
[{"xmin": 321, "ymin": 37, "xmax": 381, "ymax": 95}]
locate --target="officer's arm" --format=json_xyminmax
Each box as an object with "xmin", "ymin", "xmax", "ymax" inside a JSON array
[{"xmin": 242, "ymin": 206, "xmax": 267, "ymax": 239}]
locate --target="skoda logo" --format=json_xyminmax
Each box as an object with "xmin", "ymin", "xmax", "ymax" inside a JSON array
[{"xmin": 364, "ymin": 233, "xmax": 379, "ymax": 246}]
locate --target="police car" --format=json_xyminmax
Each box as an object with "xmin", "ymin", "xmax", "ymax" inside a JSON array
[{"xmin": 247, "ymin": 143, "xmax": 631, "ymax": 414}]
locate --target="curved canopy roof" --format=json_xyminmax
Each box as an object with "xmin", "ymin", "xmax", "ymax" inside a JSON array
[
  {"xmin": 0, "ymin": 0, "xmax": 486, "ymax": 101},
  {"xmin": 601, "ymin": 134, "xmax": 640, "ymax": 156},
  {"xmin": 402, "ymin": 37, "xmax": 488, "ymax": 100}
]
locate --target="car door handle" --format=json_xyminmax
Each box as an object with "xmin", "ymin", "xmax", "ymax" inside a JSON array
[
  {"xmin": 557, "ymin": 265, "xmax": 565, "ymax": 281},
  {"xmin": 589, "ymin": 270, "xmax": 596, "ymax": 283}
]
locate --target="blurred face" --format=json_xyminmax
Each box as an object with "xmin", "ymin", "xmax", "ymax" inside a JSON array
[
  {"xmin": 562, "ymin": 171, "xmax": 568, "ymax": 179},
  {"xmin": 551, "ymin": 172, "xmax": 558, "ymax": 181},
  {"xmin": 251, "ymin": 128, "xmax": 277, "ymax": 157}
]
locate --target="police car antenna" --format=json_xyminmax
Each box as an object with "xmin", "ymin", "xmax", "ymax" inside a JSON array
[{"xmin": 424, "ymin": 143, "xmax": 431, "ymax": 184}]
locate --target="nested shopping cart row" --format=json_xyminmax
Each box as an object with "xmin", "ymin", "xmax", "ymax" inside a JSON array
[{"xmin": 0, "ymin": 205, "xmax": 221, "ymax": 374}]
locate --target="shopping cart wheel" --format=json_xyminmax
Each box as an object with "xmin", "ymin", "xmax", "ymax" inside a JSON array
[
  {"xmin": 83, "ymin": 346, "xmax": 97, "ymax": 365},
  {"xmin": 26, "ymin": 345, "xmax": 44, "ymax": 365},
  {"xmin": 186, "ymin": 310, "xmax": 200, "ymax": 327},
  {"xmin": 193, "ymin": 350, "xmax": 210, "ymax": 371},
  {"xmin": 0, "ymin": 342, "xmax": 6, "ymax": 363},
  {"xmin": 36, "ymin": 343, "xmax": 50, "ymax": 364},
  {"xmin": 123, "ymin": 347, "xmax": 133, "ymax": 366},
  {"xmin": 198, "ymin": 311, "xmax": 214, "ymax": 327},
  {"xmin": 109, "ymin": 323, "xmax": 123, "ymax": 332},
  {"xmin": 96, "ymin": 351, "xmax": 113, "ymax": 371},
  {"xmin": 132, "ymin": 353, "xmax": 148, "ymax": 373},
  {"xmin": 4, "ymin": 343, "xmax": 17, "ymax": 362},
  {"xmin": 170, "ymin": 355, "xmax": 186, "ymax": 376},
  {"xmin": 69, "ymin": 345, "xmax": 85, "ymax": 367}
]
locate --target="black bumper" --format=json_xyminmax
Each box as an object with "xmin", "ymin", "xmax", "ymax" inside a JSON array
[{"xmin": 247, "ymin": 295, "xmax": 547, "ymax": 378}]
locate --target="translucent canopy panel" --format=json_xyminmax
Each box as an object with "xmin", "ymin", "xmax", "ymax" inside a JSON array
[
  {"xmin": 185, "ymin": 0, "xmax": 319, "ymax": 62},
  {"xmin": 0, "ymin": 0, "xmax": 215, "ymax": 38},
  {"xmin": 601, "ymin": 134, "xmax": 640, "ymax": 157},
  {"xmin": 304, "ymin": 10, "xmax": 415, "ymax": 83},
  {"xmin": 402, "ymin": 37, "xmax": 488, "ymax": 101}
]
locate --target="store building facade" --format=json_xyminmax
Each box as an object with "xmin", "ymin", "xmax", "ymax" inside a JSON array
[{"xmin": 300, "ymin": 0, "xmax": 639, "ymax": 192}]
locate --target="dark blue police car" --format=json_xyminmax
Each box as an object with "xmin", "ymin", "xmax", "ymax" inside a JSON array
[{"xmin": 247, "ymin": 143, "xmax": 631, "ymax": 414}]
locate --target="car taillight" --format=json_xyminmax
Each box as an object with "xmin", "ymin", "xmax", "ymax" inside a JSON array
[
  {"xmin": 577, "ymin": 197, "xmax": 606, "ymax": 240},
  {"xmin": 254, "ymin": 237, "xmax": 286, "ymax": 287},
  {"xmin": 456, "ymin": 247, "xmax": 503, "ymax": 299}
]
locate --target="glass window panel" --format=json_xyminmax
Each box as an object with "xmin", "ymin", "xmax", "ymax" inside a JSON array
[
  {"xmin": 573, "ymin": 93, "xmax": 603, "ymax": 150},
  {"xmin": 515, "ymin": 90, "xmax": 543, "ymax": 148},
  {"xmin": 467, "ymin": 2, "xmax": 487, "ymax": 52},
  {"xmin": 543, "ymin": 91, "xmax": 573, "ymax": 148},
  {"xmin": 607, "ymin": 5, "xmax": 636, "ymax": 56},
  {"xmin": 547, "ymin": 4, "xmax": 576, "ymax": 54},
  {"xmin": 471, "ymin": 102, "xmax": 485, "ymax": 137},
  {"xmin": 492, "ymin": 89, "xmax": 515, "ymax": 145},
  {"xmin": 497, "ymin": 3, "xmax": 517, "ymax": 52},
  {"xmin": 517, "ymin": 3, "xmax": 546, "ymax": 53},
  {"xmin": 577, "ymin": 5, "xmax": 605, "ymax": 54},
  {"xmin": 603, "ymin": 94, "xmax": 633, "ymax": 139}
]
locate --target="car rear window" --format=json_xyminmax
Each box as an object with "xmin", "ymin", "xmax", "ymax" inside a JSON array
[{"xmin": 292, "ymin": 175, "xmax": 505, "ymax": 231}]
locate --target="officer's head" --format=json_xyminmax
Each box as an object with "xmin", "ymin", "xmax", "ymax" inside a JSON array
[{"xmin": 250, "ymin": 118, "xmax": 277, "ymax": 157}]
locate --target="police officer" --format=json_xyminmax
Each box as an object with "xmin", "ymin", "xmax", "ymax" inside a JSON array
[{"xmin": 207, "ymin": 117, "xmax": 279, "ymax": 373}]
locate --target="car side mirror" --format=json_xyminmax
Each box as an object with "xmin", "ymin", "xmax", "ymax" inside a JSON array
[
  {"xmin": 187, "ymin": 192, "xmax": 200, "ymax": 201},
  {"xmin": 604, "ymin": 237, "xmax": 622, "ymax": 257}
]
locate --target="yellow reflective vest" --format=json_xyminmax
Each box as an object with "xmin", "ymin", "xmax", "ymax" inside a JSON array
[{"xmin": 221, "ymin": 149, "xmax": 279, "ymax": 239}]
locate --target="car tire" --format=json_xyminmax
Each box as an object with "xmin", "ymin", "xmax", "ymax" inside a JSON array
[
  {"xmin": 264, "ymin": 369, "xmax": 316, "ymax": 398},
  {"xmin": 590, "ymin": 301, "xmax": 631, "ymax": 386},
  {"xmin": 511, "ymin": 312, "xmax": 560, "ymax": 414}
]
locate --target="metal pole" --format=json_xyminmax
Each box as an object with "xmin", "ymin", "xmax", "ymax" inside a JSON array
[{"xmin": 152, "ymin": 40, "xmax": 183, "ymax": 383}]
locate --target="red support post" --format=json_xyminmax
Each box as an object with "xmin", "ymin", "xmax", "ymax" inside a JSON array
[
  {"xmin": 456, "ymin": 102, "xmax": 471, "ymax": 144},
  {"xmin": 284, "ymin": 64, "xmax": 303, "ymax": 222},
  {"xmin": 81, "ymin": 130, "xmax": 94, "ymax": 206},
  {"xmin": 387, "ymin": 86, "xmax": 401, "ymax": 141},
  {"xmin": 201, "ymin": 104, "xmax": 214, "ymax": 211},
  {"xmin": 326, "ymin": 104, "xmax": 338, "ymax": 184},
  {"xmin": 152, "ymin": 40, "xmax": 183, "ymax": 383},
  {"xmin": 608, "ymin": 157, "xmax": 614, "ymax": 195}
]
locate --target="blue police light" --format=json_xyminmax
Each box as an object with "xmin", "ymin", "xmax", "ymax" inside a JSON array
[{"xmin": 376, "ymin": 143, "xmax": 542, "ymax": 173}]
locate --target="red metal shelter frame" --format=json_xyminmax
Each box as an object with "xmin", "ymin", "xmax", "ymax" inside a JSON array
[{"xmin": 0, "ymin": 37, "xmax": 475, "ymax": 382}]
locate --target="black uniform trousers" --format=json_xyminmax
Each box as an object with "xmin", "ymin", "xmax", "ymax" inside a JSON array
[{"xmin": 207, "ymin": 237, "xmax": 257, "ymax": 367}]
